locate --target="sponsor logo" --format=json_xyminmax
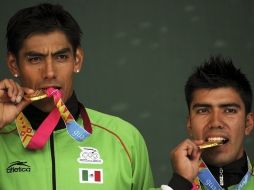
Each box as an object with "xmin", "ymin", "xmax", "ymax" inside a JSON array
[
  {"xmin": 79, "ymin": 168, "xmax": 103, "ymax": 184},
  {"xmin": 6, "ymin": 161, "xmax": 31, "ymax": 173},
  {"xmin": 78, "ymin": 147, "xmax": 103, "ymax": 164}
]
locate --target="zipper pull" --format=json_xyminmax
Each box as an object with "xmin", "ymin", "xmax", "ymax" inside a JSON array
[{"xmin": 219, "ymin": 167, "xmax": 224, "ymax": 186}]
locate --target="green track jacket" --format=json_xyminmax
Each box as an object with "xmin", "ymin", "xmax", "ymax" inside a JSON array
[{"xmin": 0, "ymin": 108, "xmax": 155, "ymax": 190}]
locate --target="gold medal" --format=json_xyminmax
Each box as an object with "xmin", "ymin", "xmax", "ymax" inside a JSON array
[
  {"xmin": 25, "ymin": 90, "xmax": 47, "ymax": 101},
  {"xmin": 198, "ymin": 140, "xmax": 224, "ymax": 149}
]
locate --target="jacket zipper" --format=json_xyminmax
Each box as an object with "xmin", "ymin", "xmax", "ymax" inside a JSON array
[
  {"xmin": 219, "ymin": 167, "xmax": 224, "ymax": 186},
  {"xmin": 50, "ymin": 135, "xmax": 56, "ymax": 190}
]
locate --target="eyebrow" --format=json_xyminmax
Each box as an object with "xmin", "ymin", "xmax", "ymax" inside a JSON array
[
  {"xmin": 219, "ymin": 103, "xmax": 241, "ymax": 108},
  {"xmin": 24, "ymin": 48, "xmax": 72, "ymax": 57},
  {"xmin": 192, "ymin": 103, "xmax": 241, "ymax": 109},
  {"xmin": 192, "ymin": 104, "xmax": 211, "ymax": 109},
  {"xmin": 52, "ymin": 48, "xmax": 72, "ymax": 56}
]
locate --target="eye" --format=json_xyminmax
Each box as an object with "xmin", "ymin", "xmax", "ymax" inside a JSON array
[
  {"xmin": 225, "ymin": 107, "xmax": 237, "ymax": 114},
  {"xmin": 27, "ymin": 55, "xmax": 42, "ymax": 64},
  {"xmin": 55, "ymin": 54, "xmax": 69, "ymax": 62},
  {"xmin": 196, "ymin": 108, "xmax": 209, "ymax": 114}
]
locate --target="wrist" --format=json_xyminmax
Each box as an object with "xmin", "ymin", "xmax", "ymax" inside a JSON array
[{"xmin": 168, "ymin": 173, "xmax": 193, "ymax": 190}]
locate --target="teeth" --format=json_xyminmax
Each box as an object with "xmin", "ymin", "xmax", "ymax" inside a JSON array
[{"xmin": 207, "ymin": 137, "xmax": 226, "ymax": 142}]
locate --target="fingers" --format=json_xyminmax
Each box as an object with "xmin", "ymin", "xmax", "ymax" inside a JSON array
[
  {"xmin": 170, "ymin": 139, "xmax": 202, "ymax": 182},
  {"xmin": 0, "ymin": 79, "xmax": 22, "ymax": 103},
  {"xmin": 189, "ymin": 142, "xmax": 200, "ymax": 159},
  {"xmin": 170, "ymin": 139, "xmax": 202, "ymax": 168},
  {"xmin": 22, "ymin": 87, "xmax": 35, "ymax": 100},
  {"xmin": 0, "ymin": 79, "xmax": 34, "ymax": 104},
  {"xmin": 173, "ymin": 139, "xmax": 201, "ymax": 159}
]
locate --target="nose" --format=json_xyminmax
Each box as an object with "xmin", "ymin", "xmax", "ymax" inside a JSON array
[
  {"xmin": 43, "ymin": 58, "xmax": 56, "ymax": 79},
  {"xmin": 209, "ymin": 110, "xmax": 224, "ymax": 129}
]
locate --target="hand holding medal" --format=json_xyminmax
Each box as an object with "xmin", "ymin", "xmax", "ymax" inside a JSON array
[{"xmin": 0, "ymin": 79, "xmax": 35, "ymax": 128}]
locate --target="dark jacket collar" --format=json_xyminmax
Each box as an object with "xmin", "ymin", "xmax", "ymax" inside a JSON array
[{"xmin": 207, "ymin": 153, "xmax": 248, "ymax": 188}]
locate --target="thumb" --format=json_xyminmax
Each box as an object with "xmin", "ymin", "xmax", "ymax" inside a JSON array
[{"xmin": 193, "ymin": 151, "xmax": 202, "ymax": 162}]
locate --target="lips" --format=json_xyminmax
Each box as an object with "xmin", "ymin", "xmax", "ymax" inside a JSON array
[
  {"xmin": 40, "ymin": 86, "xmax": 62, "ymax": 94},
  {"xmin": 41, "ymin": 86, "xmax": 61, "ymax": 90}
]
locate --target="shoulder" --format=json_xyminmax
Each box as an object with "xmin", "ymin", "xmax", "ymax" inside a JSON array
[
  {"xmin": 86, "ymin": 107, "xmax": 147, "ymax": 152},
  {"xmin": 86, "ymin": 108, "xmax": 141, "ymax": 137},
  {"xmin": 86, "ymin": 108, "xmax": 149, "ymax": 163}
]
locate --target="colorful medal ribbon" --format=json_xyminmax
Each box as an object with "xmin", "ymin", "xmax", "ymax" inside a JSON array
[
  {"xmin": 16, "ymin": 88, "xmax": 91, "ymax": 149},
  {"xmin": 45, "ymin": 88, "xmax": 91, "ymax": 141},
  {"xmin": 192, "ymin": 157, "xmax": 252, "ymax": 190}
]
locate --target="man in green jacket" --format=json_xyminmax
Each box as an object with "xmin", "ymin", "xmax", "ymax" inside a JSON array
[{"xmin": 0, "ymin": 3, "xmax": 155, "ymax": 190}]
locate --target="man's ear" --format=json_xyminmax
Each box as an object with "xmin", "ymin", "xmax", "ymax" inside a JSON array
[
  {"xmin": 245, "ymin": 112, "xmax": 254, "ymax": 136},
  {"xmin": 73, "ymin": 47, "xmax": 84, "ymax": 73},
  {"xmin": 7, "ymin": 52, "xmax": 20, "ymax": 77}
]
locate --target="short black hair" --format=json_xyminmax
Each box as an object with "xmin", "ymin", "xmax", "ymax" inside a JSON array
[
  {"xmin": 6, "ymin": 3, "xmax": 82, "ymax": 57},
  {"xmin": 185, "ymin": 55, "xmax": 253, "ymax": 114}
]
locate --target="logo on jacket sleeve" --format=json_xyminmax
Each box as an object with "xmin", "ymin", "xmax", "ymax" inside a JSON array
[
  {"xmin": 77, "ymin": 147, "xmax": 103, "ymax": 164},
  {"xmin": 6, "ymin": 161, "xmax": 31, "ymax": 173},
  {"xmin": 79, "ymin": 168, "xmax": 103, "ymax": 184}
]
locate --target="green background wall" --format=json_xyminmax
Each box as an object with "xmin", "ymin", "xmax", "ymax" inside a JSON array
[{"xmin": 1, "ymin": 0, "xmax": 254, "ymax": 186}]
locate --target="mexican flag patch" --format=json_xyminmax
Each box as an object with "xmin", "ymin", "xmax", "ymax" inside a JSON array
[{"xmin": 79, "ymin": 168, "xmax": 103, "ymax": 184}]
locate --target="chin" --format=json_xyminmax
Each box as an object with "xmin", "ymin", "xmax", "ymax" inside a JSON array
[{"xmin": 202, "ymin": 152, "xmax": 233, "ymax": 167}]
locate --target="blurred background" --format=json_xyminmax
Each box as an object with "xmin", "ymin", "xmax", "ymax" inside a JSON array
[{"xmin": 1, "ymin": 0, "xmax": 254, "ymax": 186}]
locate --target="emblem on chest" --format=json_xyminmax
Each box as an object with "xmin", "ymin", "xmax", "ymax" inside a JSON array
[{"xmin": 77, "ymin": 147, "xmax": 103, "ymax": 164}]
